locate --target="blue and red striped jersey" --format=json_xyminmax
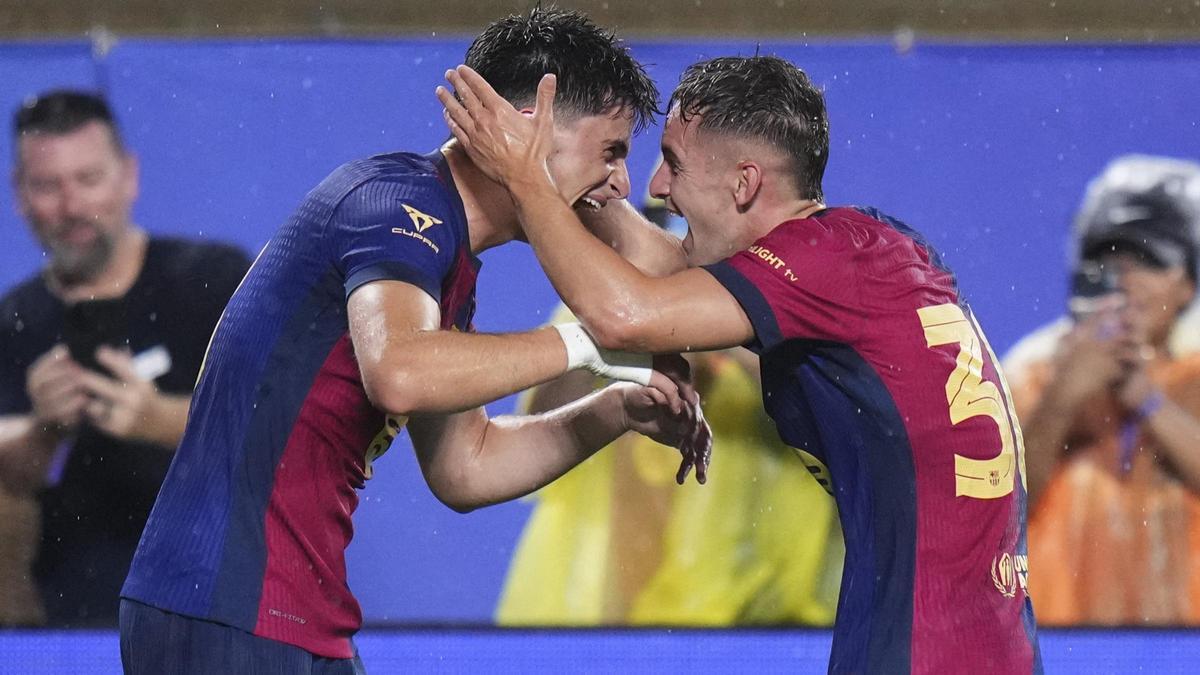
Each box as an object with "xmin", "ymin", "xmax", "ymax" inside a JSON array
[
  {"xmin": 705, "ymin": 207, "xmax": 1041, "ymax": 674},
  {"xmin": 122, "ymin": 151, "xmax": 479, "ymax": 658}
]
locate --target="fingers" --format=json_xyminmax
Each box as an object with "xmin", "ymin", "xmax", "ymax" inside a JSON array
[
  {"xmin": 84, "ymin": 397, "xmax": 114, "ymax": 429},
  {"xmin": 647, "ymin": 370, "xmax": 684, "ymax": 416},
  {"xmin": 40, "ymin": 392, "xmax": 90, "ymax": 428},
  {"xmin": 436, "ymin": 84, "xmax": 475, "ymax": 142},
  {"xmin": 78, "ymin": 370, "xmax": 125, "ymax": 402},
  {"xmin": 30, "ymin": 369, "xmax": 84, "ymax": 405},
  {"xmin": 95, "ymin": 346, "xmax": 139, "ymax": 383},
  {"xmin": 28, "ymin": 345, "xmax": 88, "ymax": 427},
  {"xmin": 640, "ymin": 384, "xmax": 668, "ymax": 408},
  {"xmin": 457, "ymin": 65, "xmax": 511, "ymax": 110},
  {"xmin": 691, "ymin": 406, "xmax": 713, "ymax": 484},
  {"xmin": 444, "ymin": 67, "xmax": 482, "ymax": 113},
  {"xmin": 28, "ymin": 345, "xmax": 81, "ymax": 389},
  {"xmin": 676, "ymin": 449, "xmax": 694, "ymax": 485},
  {"xmin": 533, "ymin": 73, "xmax": 557, "ymax": 130},
  {"xmin": 653, "ymin": 354, "xmax": 698, "ymax": 407},
  {"xmin": 672, "ymin": 399, "xmax": 711, "ymax": 485}
]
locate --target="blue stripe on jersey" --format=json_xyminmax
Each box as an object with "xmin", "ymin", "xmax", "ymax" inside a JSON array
[
  {"xmin": 701, "ymin": 262, "xmax": 783, "ymax": 352},
  {"xmin": 849, "ymin": 206, "xmax": 960, "ymax": 295},
  {"xmin": 761, "ymin": 341, "xmax": 917, "ymax": 675},
  {"xmin": 207, "ymin": 266, "xmax": 350, "ymax": 628}
]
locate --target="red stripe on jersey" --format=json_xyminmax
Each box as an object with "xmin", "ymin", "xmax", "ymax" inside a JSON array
[{"xmin": 252, "ymin": 334, "xmax": 380, "ymax": 658}]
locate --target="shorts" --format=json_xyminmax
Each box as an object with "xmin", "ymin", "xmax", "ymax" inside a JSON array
[{"xmin": 119, "ymin": 598, "xmax": 366, "ymax": 674}]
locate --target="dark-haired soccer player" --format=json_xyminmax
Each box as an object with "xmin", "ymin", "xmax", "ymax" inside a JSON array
[
  {"xmin": 119, "ymin": 9, "xmax": 708, "ymax": 673},
  {"xmin": 442, "ymin": 56, "xmax": 1043, "ymax": 673}
]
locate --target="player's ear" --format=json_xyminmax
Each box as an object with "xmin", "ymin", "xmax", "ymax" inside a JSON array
[{"xmin": 733, "ymin": 160, "xmax": 763, "ymax": 211}]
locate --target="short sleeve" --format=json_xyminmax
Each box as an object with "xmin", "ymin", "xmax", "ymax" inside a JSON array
[
  {"xmin": 332, "ymin": 176, "xmax": 461, "ymax": 303},
  {"xmin": 703, "ymin": 220, "xmax": 861, "ymax": 352}
]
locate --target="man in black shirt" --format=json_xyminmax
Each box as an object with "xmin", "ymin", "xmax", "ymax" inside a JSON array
[{"xmin": 0, "ymin": 90, "xmax": 251, "ymax": 626}]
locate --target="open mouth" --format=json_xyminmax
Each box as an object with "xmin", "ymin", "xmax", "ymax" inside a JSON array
[{"xmin": 575, "ymin": 196, "xmax": 603, "ymax": 210}]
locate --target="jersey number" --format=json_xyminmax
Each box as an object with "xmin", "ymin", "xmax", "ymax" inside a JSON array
[{"xmin": 918, "ymin": 303, "xmax": 1027, "ymax": 499}]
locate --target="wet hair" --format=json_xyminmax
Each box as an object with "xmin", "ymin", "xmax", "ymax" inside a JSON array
[
  {"xmin": 464, "ymin": 6, "xmax": 659, "ymax": 132},
  {"xmin": 13, "ymin": 89, "xmax": 125, "ymax": 152},
  {"xmin": 669, "ymin": 56, "xmax": 829, "ymax": 201}
]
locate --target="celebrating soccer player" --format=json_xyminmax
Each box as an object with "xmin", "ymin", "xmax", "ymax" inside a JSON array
[
  {"xmin": 441, "ymin": 56, "xmax": 1042, "ymax": 673},
  {"xmin": 119, "ymin": 9, "xmax": 709, "ymax": 673}
]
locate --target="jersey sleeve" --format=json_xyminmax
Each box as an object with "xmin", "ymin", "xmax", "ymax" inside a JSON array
[
  {"xmin": 702, "ymin": 220, "xmax": 861, "ymax": 352},
  {"xmin": 331, "ymin": 175, "xmax": 461, "ymax": 303}
]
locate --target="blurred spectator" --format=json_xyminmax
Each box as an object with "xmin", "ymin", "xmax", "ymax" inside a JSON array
[
  {"xmin": 1003, "ymin": 155, "xmax": 1200, "ymax": 625},
  {"xmin": 496, "ymin": 195, "xmax": 843, "ymax": 626},
  {"xmin": 0, "ymin": 90, "xmax": 250, "ymax": 626}
]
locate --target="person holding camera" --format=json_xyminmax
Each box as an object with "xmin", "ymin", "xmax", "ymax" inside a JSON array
[
  {"xmin": 0, "ymin": 91, "xmax": 250, "ymax": 626},
  {"xmin": 1003, "ymin": 155, "xmax": 1200, "ymax": 625}
]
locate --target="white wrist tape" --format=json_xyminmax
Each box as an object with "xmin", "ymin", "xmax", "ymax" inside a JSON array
[{"xmin": 553, "ymin": 322, "xmax": 653, "ymax": 386}]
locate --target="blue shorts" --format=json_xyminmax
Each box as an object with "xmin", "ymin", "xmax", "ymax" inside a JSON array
[{"xmin": 119, "ymin": 598, "xmax": 366, "ymax": 674}]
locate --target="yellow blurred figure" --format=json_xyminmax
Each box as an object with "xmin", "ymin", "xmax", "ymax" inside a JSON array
[{"xmin": 496, "ymin": 305, "xmax": 844, "ymax": 626}]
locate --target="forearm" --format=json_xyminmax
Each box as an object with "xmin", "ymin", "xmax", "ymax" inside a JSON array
[
  {"xmin": 522, "ymin": 369, "xmax": 598, "ymax": 415},
  {"xmin": 0, "ymin": 415, "xmax": 58, "ymax": 493},
  {"xmin": 374, "ymin": 326, "xmax": 570, "ymax": 415},
  {"xmin": 413, "ymin": 385, "xmax": 630, "ymax": 511},
  {"xmin": 509, "ymin": 177, "xmax": 660, "ymax": 343},
  {"xmin": 1143, "ymin": 398, "xmax": 1200, "ymax": 495},
  {"xmin": 579, "ymin": 200, "xmax": 687, "ymax": 277}
]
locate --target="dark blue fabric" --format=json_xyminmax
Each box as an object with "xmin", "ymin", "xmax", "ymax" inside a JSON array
[
  {"xmin": 119, "ymin": 599, "xmax": 365, "ymax": 675},
  {"xmin": 759, "ymin": 342, "xmax": 918, "ymax": 675}
]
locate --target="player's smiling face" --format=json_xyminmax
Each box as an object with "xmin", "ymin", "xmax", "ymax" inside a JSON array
[
  {"xmin": 545, "ymin": 106, "xmax": 634, "ymax": 212},
  {"xmin": 648, "ymin": 107, "xmax": 739, "ymax": 266}
]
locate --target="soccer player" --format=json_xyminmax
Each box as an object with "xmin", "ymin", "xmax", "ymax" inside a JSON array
[
  {"xmin": 119, "ymin": 9, "xmax": 708, "ymax": 673},
  {"xmin": 441, "ymin": 56, "xmax": 1042, "ymax": 673}
]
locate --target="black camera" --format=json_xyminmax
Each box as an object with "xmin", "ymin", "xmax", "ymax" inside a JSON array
[{"xmin": 1068, "ymin": 261, "xmax": 1121, "ymax": 321}]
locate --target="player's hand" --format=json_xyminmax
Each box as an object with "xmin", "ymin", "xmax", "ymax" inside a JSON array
[
  {"xmin": 26, "ymin": 344, "xmax": 88, "ymax": 433},
  {"xmin": 619, "ymin": 382, "xmax": 710, "ymax": 486},
  {"xmin": 653, "ymin": 354, "xmax": 711, "ymax": 484},
  {"xmin": 680, "ymin": 400, "xmax": 712, "ymax": 485},
  {"xmin": 437, "ymin": 65, "xmax": 557, "ymax": 192},
  {"xmin": 77, "ymin": 346, "xmax": 163, "ymax": 440}
]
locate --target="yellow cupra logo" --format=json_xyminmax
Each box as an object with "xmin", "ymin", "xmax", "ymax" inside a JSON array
[{"xmin": 402, "ymin": 204, "xmax": 443, "ymax": 232}]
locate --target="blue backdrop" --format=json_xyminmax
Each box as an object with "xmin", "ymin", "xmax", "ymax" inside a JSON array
[{"xmin": 3, "ymin": 38, "xmax": 1198, "ymax": 623}]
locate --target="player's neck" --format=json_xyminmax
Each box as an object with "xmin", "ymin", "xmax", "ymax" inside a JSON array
[
  {"xmin": 439, "ymin": 143, "xmax": 522, "ymax": 254},
  {"xmin": 745, "ymin": 199, "xmax": 826, "ymax": 243},
  {"xmin": 47, "ymin": 227, "xmax": 148, "ymax": 303}
]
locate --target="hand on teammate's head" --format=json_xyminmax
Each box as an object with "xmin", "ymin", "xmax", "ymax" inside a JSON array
[{"xmin": 437, "ymin": 66, "xmax": 557, "ymax": 192}]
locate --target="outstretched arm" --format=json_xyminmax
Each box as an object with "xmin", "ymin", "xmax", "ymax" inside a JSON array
[
  {"xmin": 350, "ymin": 279, "xmax": 697, "ymax": 413},
  {"xmin": 579, "ymin": 199, "xmax": 687, "ymax": 278},
  {"xmin": 438, "ymin": 68, "xmax": 753, "ymax": 355}
]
